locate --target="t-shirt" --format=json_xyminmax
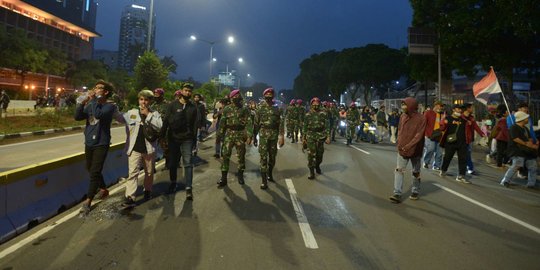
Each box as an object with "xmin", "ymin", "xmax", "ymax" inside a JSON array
[
  {"xmin": 507, "ymin": 124, "xmax": 536, "ymax": 158},
  {"xmin": 446, "ymin": 115, "xmax": 466, "ymax": 145}
]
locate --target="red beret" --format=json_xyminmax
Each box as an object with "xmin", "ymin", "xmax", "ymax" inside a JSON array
[
  {"xmin": 311, "ymin": 97, "xmax": 321, "ymax": 105},
  {"xmin": 263, "ymin": 88, "xmax": 274, "ymax": 96},
  {"xmin": 296, "ymin": 99, "xmax": 303, "ymax": 104},
  {"xmin": 230, "ymin": 89, "xmax": 241, "ymax": 99},
  {"xmin": 289, "ymin": 99, "xmax": 296, "ymax": 105}
]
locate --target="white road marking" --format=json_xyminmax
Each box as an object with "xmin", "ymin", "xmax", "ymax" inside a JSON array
[
  {"xmin": 285, "ymin": 178, "xmax": 318, "ymax": 249},
  {"xmin": 0, "ymin": 160, "xmax": 165, "ymax": 259},
  {"xmin": 433, "ymin": 183, "xmax": 540, "ymax": 235},
  {"xmin": 0, "ymin": 127, "xmax": 124, "ymax": 149},
  {"xmin": 343, "ymin": 142, "xmax": 371, "ymax": 155}
]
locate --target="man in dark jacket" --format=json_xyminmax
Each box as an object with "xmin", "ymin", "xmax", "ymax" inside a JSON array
[
  {"xmin": 439, "ymin": 104, "xmax": 469, "ymax": 183},
  {"xmin": 74, "ymin": 80, "xmax": 117, "ymax": 216},
  {"xmin": 390, "ymin": 97, "xmax": 426, "ymax": 203},
  {"xmin": 161, "ymin": 83, "xmax": 200, "ymax": 200}
]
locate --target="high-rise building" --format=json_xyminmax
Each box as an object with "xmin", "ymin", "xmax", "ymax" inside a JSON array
[
  {"xmin": 93, "ymin": 49, "xmax": 118, "ymax": 69},
  {"xmin": 0, "ymin": 0, "xmax": 100, "ymax": 60},
  {"xmin": 117, "ymin": 3, "xmax": 155, "ymax": 72}
]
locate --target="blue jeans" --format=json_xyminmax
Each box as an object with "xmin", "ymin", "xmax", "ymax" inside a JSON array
[
  {"xmin": 466, "ymin": 144, "xmax": 474, "ymax": 171},
  {"xmin": 168, "ymin": 140, "xmax": 194, "ymax": 188},
  {"xmin": 393, "ymin": 155, "xmax": 421, "ymax": 196},
  {"xmin": 501, "ymin": 156, "xmax": 538, "ymax": 187},
  {"xmin": 422, "ymin": 137, "xmax": 442, "ymax": 169}
]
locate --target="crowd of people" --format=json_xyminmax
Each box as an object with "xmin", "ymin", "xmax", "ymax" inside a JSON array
[{"xmin": 73, "ymin": 80, "xmax": 539, "ymax": 215}]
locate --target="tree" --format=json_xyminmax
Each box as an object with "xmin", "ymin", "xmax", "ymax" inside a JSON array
[
  {"xmin": 194, "ymin": 82, "xmax": 218, "ymax": 105},
  {"xmin": 409, "ymin": 0, "xmax": 540, "ymax": 97},
  {"xmin": 107, "ymin": 69, "xmax": 133, "ymax": 98},
  {"xmin": 162, "ymin": 80, "xmax": 184, "ymax": 101},
  {"xmin": 293, "ymin": 50, "xmax": 338, "ymax": 100},
  {"xmin": 161, "ymin": 55, "xmax": 178, "ymax": 74},
  {"xmin": 66, "ymin": 60, "xmax": 108, "ymax": 89},
  {"xmin": 330, "ymin": 44, "xmax": 406, "ymax": 105},
  {"xmin": 133, "ymin": 51, "xmax": 169, "ymax": 92}
]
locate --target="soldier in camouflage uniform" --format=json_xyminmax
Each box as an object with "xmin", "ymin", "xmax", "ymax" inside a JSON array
[
  {"xmin": 253, "ymin": 88, "xmax": 285, "ymax": 189},
  {"xmin": 216, "ymin": 90, "xmax": 253, "ymax": 188},
  {"xmin": 329, "ymin": 102, "xmax": 339, "ymax": 142},
  {"xmin": 346, "ymin": 102, "xmax": 360, "ymax": 145},
  {"xmin": 292, "ymin": 99, "xmax": 304, "ymax": 143},
  {"xmin": 152, "ymin": 88, "xmax": 170, "ymax": 165},
  {"xmin": 303, "ymin": 97, "xmax": 331, "ymax": 179},
  {"xmin": 285, "ymin": 99, "xmax": 296, "ymax": 140}
]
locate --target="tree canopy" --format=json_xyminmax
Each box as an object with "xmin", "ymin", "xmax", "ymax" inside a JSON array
[
  {"xmin": 409, "ymin": 0, "xmax": 540, "ymax": 90},
  {"xmin": 133, "ymin": 51, "xmax": 169, "ymax": 92}
]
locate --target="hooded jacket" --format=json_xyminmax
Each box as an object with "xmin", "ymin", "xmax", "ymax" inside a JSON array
[{"xmin": 397, "ymin": 97, "xmax": 426, "ymax": 158}]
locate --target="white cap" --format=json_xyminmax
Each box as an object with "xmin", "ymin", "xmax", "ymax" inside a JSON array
[{"xmin": 514, "ymin": 111, "xmax": 529, "ymax": 123}]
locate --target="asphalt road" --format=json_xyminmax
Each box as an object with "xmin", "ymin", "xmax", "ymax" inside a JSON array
[
  {"xmin": 0, "ymin": 126, "xmax": 127, "ymax": 172},
  {"xmin": 1, "ymin": 136, "xmax": 539, "ymax": 269}
]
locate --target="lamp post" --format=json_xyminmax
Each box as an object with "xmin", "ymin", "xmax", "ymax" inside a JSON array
[
  {"xmin": 146, "ymin": 0, "xmax": 154, "ymax": 52},
  {"xmin": 190, "ymin": 35, "xmax": 234, "ymax": 80}
]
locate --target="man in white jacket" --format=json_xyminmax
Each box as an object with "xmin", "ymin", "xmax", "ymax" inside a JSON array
[{"xmin": 117, "ymin": 90, "xmax": 163, "ymax": 206}]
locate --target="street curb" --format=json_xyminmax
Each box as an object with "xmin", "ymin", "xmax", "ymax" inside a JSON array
[{"xmin": 0, "ymin": 125, "xmax": 87, "ymax": 141}]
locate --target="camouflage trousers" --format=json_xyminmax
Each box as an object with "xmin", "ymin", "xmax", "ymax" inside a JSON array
[
  {"xmin": 346, "ymin": 122, "xmax": 356, "ymax": 140},
  {"xmin": 221, "ymin": 135, "xmax": 246, "ymax": 172},
  {"xmin": 258, "ymin": 136, "xmax": 277, "ymax": 172},
  {"xmin": 286, "ymin": 120, "xmax": 296, "ymax": 136},
  {"xmin": 292, "ymin": 122, "xmax": 302, "ymax": 137},
  {"xmin": 307, "ymin": 138, "xmax": 325, "ymax": 168}
]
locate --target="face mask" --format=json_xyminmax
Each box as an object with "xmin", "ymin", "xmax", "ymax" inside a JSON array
[
  {"xmin": 453, "ymin": 112, "xmax": 461, "ymax": 117},
  {"xmin": 182, "ymin": 94, "xmax": 191, "ymax": 100},
  {"xmin": 233, "ymin": 99, "xmax": 243, "ymax": 106},
  {"xmin": 312, "ymin": 105, "xmax": 320, "ymax": 111},
  {"xmin": 264, "ymin": 96, "xmax": 273, "ymax": 103}
]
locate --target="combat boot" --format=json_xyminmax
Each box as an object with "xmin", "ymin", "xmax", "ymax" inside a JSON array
[
  {"xmin": 237, "ymin": 170, "xmax": 245, "ymax": 185},
  {"xmin": 308, "ymin": 168, "xmax": 315, "ymax": 180},
  {"xmin": 260, "ymin": 172, "xmax": 268, "ymax": 189},
  {"xmin": 315, "ymin": 164, "xmax": 322, "ymax": 174},
  {"xmin": 267, "ymin": 166, "xmax": 275, "ymax": 182},
  {"xmin": 217, "ymin": 171, "xmax": 228, "ymax": 189}
]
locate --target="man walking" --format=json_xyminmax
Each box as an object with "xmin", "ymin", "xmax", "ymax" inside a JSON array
[
  {"xmin": 253, "ymin": 88, "xmax": 284, "ymax": 189},
  {"xmin": 423, "ymin": 101, "xmax": 445, "ymax": 171},
  {"xmin": 346, "ymin": 102, "xmax": 360, "ymax": 145},
  {"xmin": 389, "ymin": 97, "xmax": 426, "ymax": 203},
  {"xmin": 302, "ymin": 97, "xmax": 330, "ymax": 179},
  {"xmin": 439, "ymin": 104, "xmax": 470, "ymax": 183},
  {"xmin": 376, "ymin": 105, "xmax": 388, "ymax": 142},
  {"xmin": 462, "ymin": 103, "xmax": 485, "ymax": 175},
  {"xmin": 500, "ymin": 111, "xmax": 538, "ymax": 188},
  {"xmin": 74, "ymin": 80, "xmax": 117, "ymax": 216},
  {"xmin": 0, "ymin": 90, "xmax": 9, "ymax": 117},
  {"xmin": 161, "ymin": 83, "xmax": 200, "ymax": 200},
  {"xmin": 216, "ymin": 90, "xmax": 253, "ymax": 188}
]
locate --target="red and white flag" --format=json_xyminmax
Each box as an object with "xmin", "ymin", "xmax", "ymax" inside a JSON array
[{"xmin": 472, "ymin": 67, "xmax": 502, "ymax": 105}]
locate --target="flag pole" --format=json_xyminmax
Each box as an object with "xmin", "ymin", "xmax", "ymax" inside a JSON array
[{"xmin": 492, "ymin": 66, "xmax": 513, "ymax": 123}]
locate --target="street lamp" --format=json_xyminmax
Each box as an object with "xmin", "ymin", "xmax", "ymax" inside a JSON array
[{"xmin": 190, "ymin": 34, "xmax": 235, "ymax": 80}]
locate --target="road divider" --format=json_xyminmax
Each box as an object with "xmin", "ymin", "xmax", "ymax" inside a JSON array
[{"xmin": 0, "ymin": 143, "xmax": 128, "ymax": 243}]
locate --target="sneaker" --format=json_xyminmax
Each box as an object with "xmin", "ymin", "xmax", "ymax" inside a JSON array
[
  {"xmin": 517, "ymin": 172, "xmax": 527, "ymax": 179},
  {"xmin": 389, "ymin": 194, "xmax": 401, "ymax": 204},
  {"xmin": 213, "ymin": 153, "xmax": 220, "ymax": 159},
  {"xmin": 432, "ymin": 167, "xmax": 441, "ymax": 172},
  {"xmin": 456, "ymin": 175, "xmax": 471, "ymax": 184},
  {"xmin": 186, "ymin": 188, "xmax": 193, "ymax": 200},
  {"xmin": 439, "ymin": 171, "xmax": 446, "ymax": 177},
  {"xmin": 168, "ymin": 182, "xmax": 177, "ymax": 194},
  {"xmin": 409, "ymin": 193, "xmax": 419, "ymax": 200},
  {"xmin": 423, "ymin": 164, "xmax": 429, "ymax": 169},
  {"xmin": 467, "ymin": 170, "xmax": 477, "ymax": 175},
  {"xmin": 121, "ymin": 196, "xmax": 136, "ymax": 207},
  {"xmin": 95, "ymin": 188, "xmax": 109, "ymax": 200},
  {"xmin": 79, "ymin": 204, "xmax": 91, "ymax": 217},
  {"xmin": 501, "ymin": 181, "xmax": 510, "ymax": 188}
]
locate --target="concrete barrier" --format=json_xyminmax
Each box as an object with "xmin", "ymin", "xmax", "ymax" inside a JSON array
[{"xmin": 0, "ymin": 143, "xmax": 127, "ymax": 243}]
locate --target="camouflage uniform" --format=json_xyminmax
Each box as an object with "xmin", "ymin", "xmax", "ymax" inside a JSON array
[
  {"xmin": 217, "ymin": 104, "xmax": 253, "ymax": 173},
  {"xmin": 303, "ymin": 108, "xmax": 330, "ymax": 170},
  {"xmin": 346, "ymin": 107, "xmax": 360, "ymax": 144},
  {"xmin": 292, "ymin": 104, "xmax": 304, "ymax": 141},
  {"xmin": 254, "ymin": 101, "xmax": 284, "ymax": 177},
  {"xmin": 285, "ymin": 104, "xmax": 296, "ymax": 139}
]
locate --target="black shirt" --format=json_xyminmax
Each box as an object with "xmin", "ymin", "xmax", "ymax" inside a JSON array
[
  {"xmin": 508, "ymin": 124, "xmax": 535, "ymax": 158},
  {"xmin": 446, "ymin": 115, "xmax": 466, "ymax": 145},
  {"xmin": 162, "ymin": 100, "xmax": 200, "ymax": 142}
]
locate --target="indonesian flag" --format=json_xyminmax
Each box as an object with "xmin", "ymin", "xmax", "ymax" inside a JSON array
[{"xmin": 472, "ymin": 67, "xmax": 502, "ymax": 105}]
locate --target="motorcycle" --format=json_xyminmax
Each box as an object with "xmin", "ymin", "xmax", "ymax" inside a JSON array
[
  {"xmin": 338, "ymin": 119, "xmax": 347, "ymax": 137},
  {"xmin": 360, "ymin": 122, "xmax": 379, "ymax": 144}
]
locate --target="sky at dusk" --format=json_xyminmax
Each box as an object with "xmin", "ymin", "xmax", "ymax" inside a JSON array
[{"xmin": 94, "ymin": 0, "xmax": 413, "ymax": 91}]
